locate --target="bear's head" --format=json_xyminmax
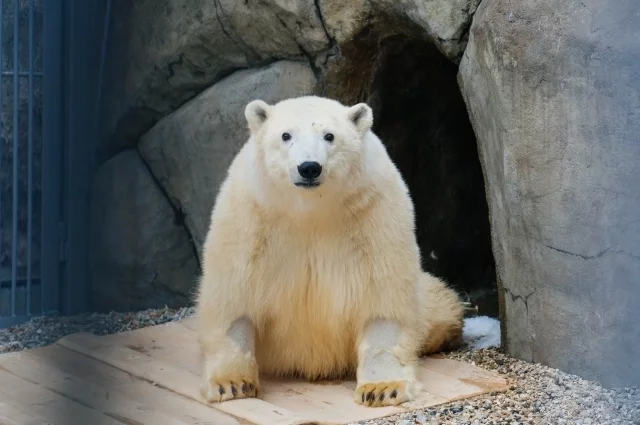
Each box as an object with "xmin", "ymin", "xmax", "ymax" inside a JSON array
[{"xmin": 244, "ymin": 96, "xmax": 374, "ymax": 194}]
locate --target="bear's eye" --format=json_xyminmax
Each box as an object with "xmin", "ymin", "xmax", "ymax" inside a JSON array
[
  {"xmin": 282, "ymin": 132, "xmax": 291, "ymax": 141},
  {"xmin": 324, "ymin": 133, "xmax": 334, "ymax": 142}
]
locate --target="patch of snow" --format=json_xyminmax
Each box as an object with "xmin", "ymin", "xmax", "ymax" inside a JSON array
[{"xmin": 463, "ymin": 315, "xmax": 501, "ymax": 350}]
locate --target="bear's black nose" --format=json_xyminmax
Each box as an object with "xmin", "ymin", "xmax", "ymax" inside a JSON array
[{"xmin": 297, "ymin": 161, "xmax": 322, "ymax": 179}]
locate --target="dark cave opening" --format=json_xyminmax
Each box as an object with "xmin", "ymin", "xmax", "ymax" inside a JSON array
[{"xmin": 326, "ymin": 27, "xmax": 498, "ymax": 316}]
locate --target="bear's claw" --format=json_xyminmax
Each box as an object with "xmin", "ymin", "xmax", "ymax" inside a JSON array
[
  {"xmin": 201, "ymin": 377, "xmax": 260, "ymax": 403},
  {"xmin": 354, "ymin": 380, "xmax": 410, "ymax": 407}
]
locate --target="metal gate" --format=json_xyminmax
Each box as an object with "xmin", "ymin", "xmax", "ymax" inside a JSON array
[{"xmin": 0, "ymin": 0, "xmax": 108, "ymax": 328}]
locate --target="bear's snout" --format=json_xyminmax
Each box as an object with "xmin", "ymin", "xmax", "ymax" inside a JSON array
[{"xmin": 297, "ymin": 161, "xmax": 322, "ymax": 180}]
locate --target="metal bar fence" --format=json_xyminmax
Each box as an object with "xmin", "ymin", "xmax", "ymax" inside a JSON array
[
  {"xmin": 0, "ymin": 0, "xmax": 111, "ymax": 328},
  {"xmin": 12, "ymin": 0, "xmax": 20, "ymax": 318},
  {"xmin": 40, "ymin": 0, "xmax": 63, "ymax": 323},
  {"xmin": 1, "ymin": 0, "xmax": 110, "ymax": 328},
  {"xmin": 0, "ymin": 0, "xmax": 45, "ymax": 327},
  {"xmin": 27, "ymin": 0, "xmax": 34, "ymax": 317},
  {"xmin": 0, "ymin": 2, "xmax": 4, "ymax": 324},
  {"xmin": 0, "ymin": 0, "xmax": 60, "ymax": 328},
  {"xmin": 60, "ymin": 0, "xmax": 106, "ymax": 316}
]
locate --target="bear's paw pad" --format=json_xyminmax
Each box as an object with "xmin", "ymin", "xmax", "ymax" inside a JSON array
[
  {"xmin": 200, "ymin": 377, "xmax": 260, "ymax": 403},
  {"xmin": 354, "ymin": 380, "xmax": 410, "ymax": 407}
]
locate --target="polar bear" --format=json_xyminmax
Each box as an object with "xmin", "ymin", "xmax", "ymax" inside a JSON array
[{"xmin": 195, "ymin": 95, "xmax": 465, "ymax": 407}]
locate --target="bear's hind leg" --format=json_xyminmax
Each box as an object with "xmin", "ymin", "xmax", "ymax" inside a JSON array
[
  {"xmin": 198, "ymin": 315, "xmax": 261, "ymax": 403},
  {"xmin": 417, "ymin": 273, "xmax": 465, "ymax": 355},
  {"xmin": 354, "ymin": 319, "xmax": 421, "ymax": 407}
]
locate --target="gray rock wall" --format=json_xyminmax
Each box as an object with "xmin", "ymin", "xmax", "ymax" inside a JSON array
[
  {"xmin": 98, "ymin": 0, "xmax": 330, "ymax": 162},
  {"xmin": 98, "ymin": 0, "xmax": 482, "ymax": 162},
  {"xmin": 459, "ymin": 0, "xmax": 640, "ymax": 388},
  {"xmin": 90, "ymin": 149, "xmax": 199, "ymax": 312}
]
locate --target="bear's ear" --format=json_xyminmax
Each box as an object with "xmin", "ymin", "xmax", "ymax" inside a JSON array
[
  {"xmin": 245, "ymin": 100, "xmax": 271, "ymax": 133},
  {"xmin": 347, "ymin": 103, "xmax": 373, "ymax": 134}
]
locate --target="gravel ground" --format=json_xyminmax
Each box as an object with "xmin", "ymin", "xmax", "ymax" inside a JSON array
[
  {"xmin": 0, "ymin": 306, "xmax": 196, "ymax": 353},
  {"xmin": 1, "ymin": 306, "xmax": 638, "ymax": 425},
  {"xmin": 354, "ymin": 350, "xmax": 639, "ymax": 425}
]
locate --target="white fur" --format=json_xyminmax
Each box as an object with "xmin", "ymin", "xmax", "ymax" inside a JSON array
[
  {"xmin": 243, "ymin": 97, "xmax": 377, "ymax": 210},
  {"xmin": 195, "ymin": 95, "xmax": 465, "ymax": 408}
]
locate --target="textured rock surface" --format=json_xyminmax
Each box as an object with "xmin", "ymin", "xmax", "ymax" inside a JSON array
[
  {"xmin": 99, "ymin": 0, "xmax": 329, "ymax": 162},
  {"xmin": 459, "ymin": 0, "xmax": 640, "ymax": 388},
  {"xmin": 139, "ymin": 60, "xmax": 317, "ymax": 256},
  {"xmin": 99, "ymin": 0, "xmax": 483, "ymax": 163},
  {"xmin": 89, "ymin": 149, "xmax": 199, "ymax": 312},
  {"xmin": 320, "ymin": 0, "xmax": 481, "ymax": 61}
]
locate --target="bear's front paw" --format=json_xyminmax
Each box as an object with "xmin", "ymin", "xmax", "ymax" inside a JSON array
[
  {"xmin": 200, "ymin": 377, "xmax": 261, "ymax": 403},
  {"xmin": 354, "ymin": 380, "xmax": 415, "ymax": 407}
]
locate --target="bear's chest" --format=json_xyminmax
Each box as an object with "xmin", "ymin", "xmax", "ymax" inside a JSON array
[
  {"xmin": 249, "ymin": 221, "xmax": 370, "ymax": 321},
  {"xmin": 250, "ymin": 225, "xmax": 364, "ymax": 377}
]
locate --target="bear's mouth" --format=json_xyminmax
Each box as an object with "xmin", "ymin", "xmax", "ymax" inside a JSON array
[{"xmin": 294, "ymin": 180, "xmax": 321, "ymax": 188}]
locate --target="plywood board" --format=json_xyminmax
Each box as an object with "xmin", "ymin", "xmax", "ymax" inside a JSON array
[
  {"xmin": 0, "ymin": 345, "xmax": 244, "ymax": 425},
  {"xmin": 51, "ymin": 318, "xmax": 510, "ymax": 425},
  {"xmin": 0, "ymin": 316, "xmax": 508, "ymax": 424}
]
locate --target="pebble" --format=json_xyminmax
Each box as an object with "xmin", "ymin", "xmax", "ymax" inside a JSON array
[{"xmin": 1, "ymin": 306, "xmax": 638, "ymax": 424}]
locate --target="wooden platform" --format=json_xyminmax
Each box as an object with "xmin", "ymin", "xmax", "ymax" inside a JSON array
[{"xmin": 0, "ymin": 318, "xmax": 509, "ymax": 425}]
